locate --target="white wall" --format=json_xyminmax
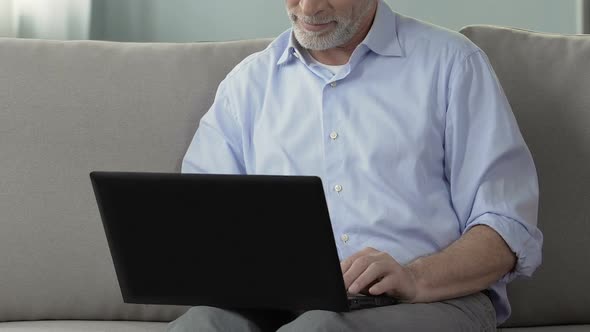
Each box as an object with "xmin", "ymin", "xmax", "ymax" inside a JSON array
[
  {"xmin": 390, "ymin": 0, "xmax": 579, "ymax": 34},
  {"xmin": 92, "ymin": 0, "xmax": 582, "ymax": 42},
  {"xmin": 0, "ymin": 0, "xmax": 13, "ymax": 37},
  {"xmin": 90, "ymin": 0, "xmax": 290, "ymax": 42},
  {"xmin": 0, "ymin": 0, "xmax": 91, "ymax": 39},
  {"xmin": 1, "ymin": 0, "xmax": 583, "ymax": 41}
]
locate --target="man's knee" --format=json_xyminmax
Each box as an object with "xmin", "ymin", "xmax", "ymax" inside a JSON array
[
  {"xmin": 167, "ymin": 306, "xmax": 262, "ymax": 332},
  {"xmin": 278, "ymin": 310, "xmax": 347, "ymax": 332}
]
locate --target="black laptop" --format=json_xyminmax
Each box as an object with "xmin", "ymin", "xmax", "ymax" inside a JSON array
[{"xmin": 90, "ymin": 171, "xmax": 398, "ymax": 312}]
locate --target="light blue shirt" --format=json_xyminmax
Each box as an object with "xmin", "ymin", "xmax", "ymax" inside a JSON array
[{"xmin": 182, "ymin": 0, "xmax": 543, "ymax": 324}]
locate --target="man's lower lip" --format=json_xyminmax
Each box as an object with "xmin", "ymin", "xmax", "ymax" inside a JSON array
[{"xmin": 301, "ymin": 21, "xmax": 334, "ymax": 32}]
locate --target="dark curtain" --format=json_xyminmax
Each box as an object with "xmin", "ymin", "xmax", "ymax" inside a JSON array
[{"xmin": 88, "ymin": 0, "xmax": 154, "ymax": 42}]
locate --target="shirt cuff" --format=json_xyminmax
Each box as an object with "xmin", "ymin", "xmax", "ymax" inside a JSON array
[{"xmin": 464, "ymin": 213, "xmax": 543, "ymax": 283}]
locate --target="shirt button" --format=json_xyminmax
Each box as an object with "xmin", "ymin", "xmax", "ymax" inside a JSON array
[
  {"xmin": 334, "ymin": 184, "xmax": 343, "ymax": 193},
  {"xmin": 341, "ymin": 234, "xmax": 349, "ymax": 243},
  {"xmin": 330, "ymin": 131, "xmax": 338, "ymax": 140},
  {"xmin": 330, "ymin": 82, "xmax": 337, "ymax": 88}
]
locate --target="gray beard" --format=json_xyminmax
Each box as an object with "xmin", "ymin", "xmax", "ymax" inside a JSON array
[{"xmin": 289, "ymin": 1, "xmax": 375, "ymax": 51}]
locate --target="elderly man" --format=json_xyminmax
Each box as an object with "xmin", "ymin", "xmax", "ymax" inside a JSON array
[{"xmin": 168, "ymin": 0, "xmax": 543, "ymax": 330}]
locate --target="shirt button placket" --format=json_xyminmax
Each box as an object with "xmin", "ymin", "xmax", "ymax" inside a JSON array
[
  {"xmin": 323, "ymin": 77, "xmax": 347, "ymax": 251},
  {"xmin": 341, "ymin": 234, "xmax": 349, "ymax": 244}
]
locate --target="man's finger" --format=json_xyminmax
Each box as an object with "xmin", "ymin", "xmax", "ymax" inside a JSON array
[
  {"xmin": 341, "ymin": 247, "xmax": 378, "ymax": 274},
  {"xmin": 348, "ymin": 261, "xmax": 386, "ymax": 294},
  {"xmin": 368, "ymin": 274, "xmax": 397, "ymax": 296},
  {"xmin": 342, "ymin": 254, "xmax": 378, "ymax": 289}
]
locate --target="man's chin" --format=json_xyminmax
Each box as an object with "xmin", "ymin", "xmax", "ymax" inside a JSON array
[
  {"xmin": 294, "ymin": 37, "xmax": 329, "ymax": 51},
  {"xmin": 293, "ymin": 29, "xmax": 331, "ymax": 48},
  {"xmin": 294, "ymin": 33, "xmax": 351, "ymax": 51}
]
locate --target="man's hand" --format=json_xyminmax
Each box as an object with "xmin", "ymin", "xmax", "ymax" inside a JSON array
[
  {"xmin": 341, "ymin": 247, "xmax": 419, "ymax": 302},
  {"xmin": 340, "ymin": 226, "xmax": 517, "ymax": 305}
]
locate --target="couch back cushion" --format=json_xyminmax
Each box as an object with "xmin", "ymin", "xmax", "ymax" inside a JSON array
[
  {"xmin": 460, "ymin": 26, "xmax": 590, "ymax": 327},
  {"xmin": 0, "ymin": 38, "xmax": 271, "ymax": 322},
  {"xmin": 2, "ymin": 27, "xmax": 589, "ymax": 326}
]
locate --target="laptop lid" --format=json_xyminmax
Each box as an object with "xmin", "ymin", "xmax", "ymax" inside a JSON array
[{"xmin": 90, "ymin": 171, "xmax": 350, "ymax": 312}]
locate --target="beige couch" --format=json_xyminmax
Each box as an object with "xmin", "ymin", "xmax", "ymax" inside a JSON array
[{"xmin": 0, "ymin": 25, "xmax": 589, "ymax": 331}]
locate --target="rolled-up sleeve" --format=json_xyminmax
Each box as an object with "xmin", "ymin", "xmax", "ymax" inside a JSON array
[
  {"xmin": 444, "ymin": 50, "xmax": 543, "ymax": 282},
  {"xmin": 181, "ymin": 80, "xmax": 246, "ymax": 175}
]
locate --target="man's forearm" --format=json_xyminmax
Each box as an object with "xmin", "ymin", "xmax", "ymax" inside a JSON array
[{"xmin": 406, "ymin": 225, "xmax": 516, "ymax": 303}]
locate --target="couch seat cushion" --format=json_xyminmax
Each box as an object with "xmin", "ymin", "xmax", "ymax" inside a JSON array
[
  {"xmin": 500, "ymin": 326, "xmax": 590, "ymax": 332},
  {"xmin": 0, "ymin": 320, "xmax": 167, "ymax": 331}
]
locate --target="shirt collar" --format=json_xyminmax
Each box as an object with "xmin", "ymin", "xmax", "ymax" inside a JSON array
[
  {"xmin": 277, "ymin": 32, "xmax": 306, "ymax": 66},
  {"xmin": 361, "ymin": 0, "xmax": 404, "ymax": 57},
  {"xmin": 277, "ymin": 0, "xmax": 403, "ymax": 66}
]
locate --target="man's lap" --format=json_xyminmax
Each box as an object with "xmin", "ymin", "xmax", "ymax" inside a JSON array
[{"xmin": 167, "ymin": 292, "xmax": 496, "ymax": 332}]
